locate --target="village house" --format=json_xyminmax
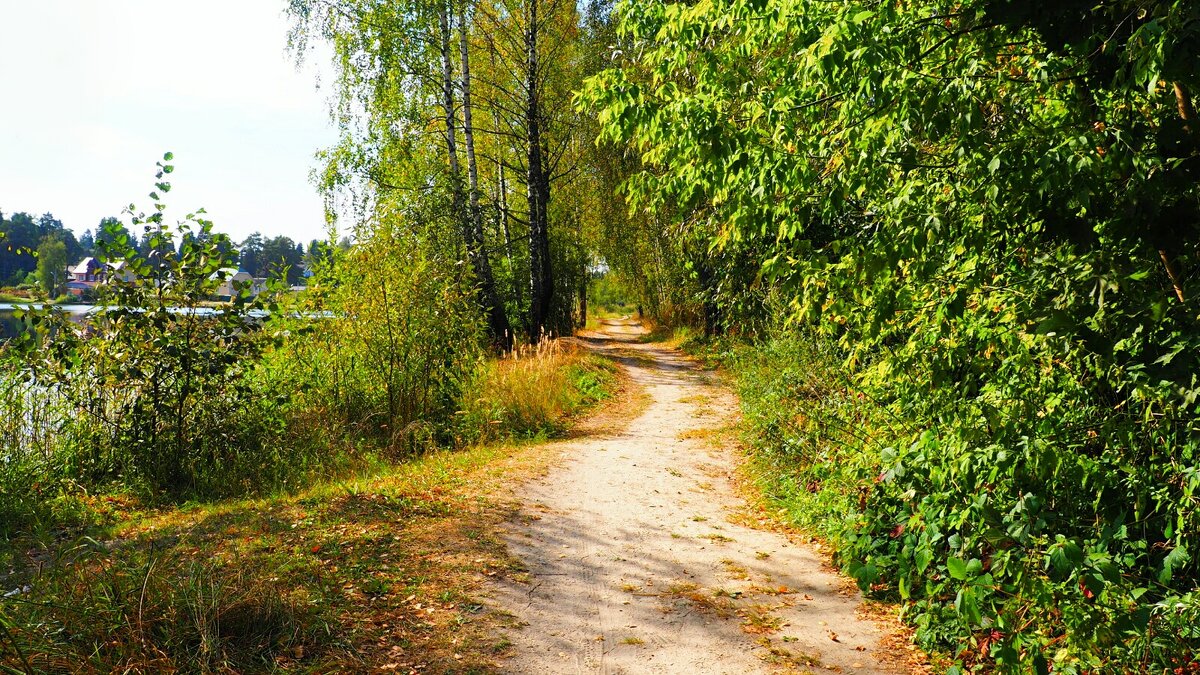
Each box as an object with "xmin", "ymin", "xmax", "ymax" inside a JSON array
[
  {"xmin": 63, "ymin": 258, "xmax": 264, "ymax": 301},
  {"xmin": 210, "ymin": 268, "xmax": 254, "ymax": 300},
  {"xmin": 65, "ymin": 258, "xmax": 138, "ymax": 297}
]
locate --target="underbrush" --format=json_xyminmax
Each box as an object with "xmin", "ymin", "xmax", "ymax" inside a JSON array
[
  {"xmin": 708, "ymin": 329, "xmax": 1200, "ymax": 672},
  {"xmin": 457, "ymin": 340, "xmax": 617, "ymax": 443},
  {"xmin": 719, "ymin": 336, "xmax": 881, "ymax": 543}
]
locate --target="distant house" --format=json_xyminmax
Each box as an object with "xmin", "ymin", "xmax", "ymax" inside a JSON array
[
  {"xmin": 69, "ymin": 257, "xmax": 105, "ymax": 284},
  {"xmin": 106, "ymin": 260, "xmax": 137, "ymax": 283},
  {"xmin": 65, "ymin": 258, "xmax": 137, "ymax": 297},
  {"xmin": 210, "ymin": 268, "xmax": 254, "ymax": 300}
]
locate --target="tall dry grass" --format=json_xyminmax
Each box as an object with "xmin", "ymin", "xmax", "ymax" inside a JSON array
[{"xmin": 457, "ymin": 339, "xmax": 615, "ymax": 443}]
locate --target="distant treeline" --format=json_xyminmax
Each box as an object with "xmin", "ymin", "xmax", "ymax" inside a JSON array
[{"xmin": 0, "ymin": 210, "xmax": 342, "ymax": 287}]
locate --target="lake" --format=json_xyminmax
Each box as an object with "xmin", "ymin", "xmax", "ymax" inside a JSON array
[
  {"xmin": 0, "ymin": 304, "xmax": 95, "ymax": 340},
  {"xmin": 0, "ymin": 304, "xmax": 307, "ymax": 340}
]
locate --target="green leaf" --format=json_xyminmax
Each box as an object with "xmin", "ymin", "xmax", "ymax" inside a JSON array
[
  {"xmin": 915, "ymin": 547, "xmax": 932, "ymax": 573},
  {"xmin": 947, "ymin": 556, "xmax": 968, "ymax": 580},
  {"xmin": 955, "ymin": 586, "xmax": 982, "ymax": 624},
  {"xmin": 965, "ymin": 558, "xmax": 983, "ymax": 576},
  {"xmin": 1160, "ymin": 545, "xmax": 1189, "ymax": 583}
]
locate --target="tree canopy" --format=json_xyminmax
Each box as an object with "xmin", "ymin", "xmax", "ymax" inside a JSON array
[{"xmin": 581, "ymin": 0, "xmax": 1200, "ymax": 667}]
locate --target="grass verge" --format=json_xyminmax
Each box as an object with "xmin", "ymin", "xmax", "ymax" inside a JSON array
[{"xmin": 0, "ymin": 343, "xmax": 627, "ymax": 673}]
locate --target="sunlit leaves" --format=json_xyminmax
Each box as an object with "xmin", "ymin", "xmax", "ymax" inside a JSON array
[{"xmin": 586, "ymin": 0, "xmax": 1200, "ymax": 667}]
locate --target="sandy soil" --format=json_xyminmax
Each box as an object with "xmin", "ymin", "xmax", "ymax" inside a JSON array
[{"xmin": 487, "ymin": 319, "xmax": 910, "ymax": 674}]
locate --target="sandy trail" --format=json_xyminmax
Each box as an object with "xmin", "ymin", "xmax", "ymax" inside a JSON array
[{"xmin": 488, "ymin": 320, "xmax": 906, "ymax": 674}]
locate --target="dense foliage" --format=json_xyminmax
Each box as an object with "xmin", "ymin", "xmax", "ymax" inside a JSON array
[
  {"xmin": 0, "ymin": 212, "xmax": 84, "ymax": 288},
  {"xmin": 6, "ymin": 157, "xmax": 292, "ymax": 509},
  {"xmin": 273, "ymin": 213, "xmax": 483, "ymax": 453},
  {"xmin": 289, "ymin": 0, "xmax": 615, "ymax": 344},
  {"xmin": 584, "ymin": 0, "xmax": 1200, "ymax": 669}
]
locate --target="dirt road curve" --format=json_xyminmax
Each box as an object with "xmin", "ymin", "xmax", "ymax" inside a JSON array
[{"xmin": 488, "ymin": 320, "xmax": 910, "ymax": 674}]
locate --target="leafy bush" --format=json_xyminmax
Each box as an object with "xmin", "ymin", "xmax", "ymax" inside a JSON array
[
  {"xmin": 8, "ymin": 157, "xmax": 292, "ymax": 501},
  {"xmin": 721, "ymin": 325, "xmax": 1200, "ymax": 670},
  {"xmin": 271, "ymin": 214, "xmax": 482, "ymax": 455}
]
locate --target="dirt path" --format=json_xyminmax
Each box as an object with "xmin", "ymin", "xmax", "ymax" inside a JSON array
[{"xmin": 487, "ymin": 320, "xmax": 911, "ymax": 674}]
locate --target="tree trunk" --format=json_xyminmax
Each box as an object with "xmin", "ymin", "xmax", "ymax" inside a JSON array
[
  {"xmin": 437, "ymin": 7, "xmax": 462, "ymax": 204},
  {"xmin": 1175, "ymin": 82, "xmax": 1196, "ymax": 136},
  {"xmin": 525, "ymin": 0, "xmax": 553, "ymax": 340},
  {"xmin": 499, "ymin": 163, "xmax": 513, "ymax": 265},
  {"xmin": 578, "ymin": 270, "xmax": 587, "ymax": 329},
  {"xmin": 459, "ymin": 5, "xmax": 512, "ymax": 348},
  {"xmin": 1162, "ymin": 82, "xmax": 1193, "ymax": 304},
  {"xmin": 437, "ymin": 5, "xmax": 471, "ymax": 287}
]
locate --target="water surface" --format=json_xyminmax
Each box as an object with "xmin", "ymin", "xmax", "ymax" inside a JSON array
[{"xmin": 0, "ymin": 304, "xmax": 94, "ymax": 340}]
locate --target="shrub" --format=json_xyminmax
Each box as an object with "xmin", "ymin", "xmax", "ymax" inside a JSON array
[
  {"xmin": 722, "ymin": 326, "xmax": 1200, "ymax": 671},
  {"xmin": 271, "ymin": 214, "xmax": 482, "ymax": 456},
  {"xmin": 10, "ymin": 157, "xmax": 291, "ymax": 500}
]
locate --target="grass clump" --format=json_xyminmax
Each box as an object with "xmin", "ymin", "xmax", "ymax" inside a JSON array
[
  {"xmin": 457, "ymin": 340, "xmax": 617, "ymax": 443},
  {"xmin": 0, "ymin": 547, "xmax": 316, "ymax": 673}
]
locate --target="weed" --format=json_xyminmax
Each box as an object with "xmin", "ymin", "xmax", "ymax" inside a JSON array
[
  {"xmin": 740, "ymin": 604, "xmax": 784, "ymax": 634},
  {"xmin": 756, "ymin": 636, "xmax": 823, "ymax": 669},
  {"xmin": 720, "ymin": 558, "xmax": 750, "ymax": 580}
]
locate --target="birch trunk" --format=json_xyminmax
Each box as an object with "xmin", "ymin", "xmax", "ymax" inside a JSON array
[{"xmin": 460, "ymin": 5, "xmax": 511, "ymax": 347}]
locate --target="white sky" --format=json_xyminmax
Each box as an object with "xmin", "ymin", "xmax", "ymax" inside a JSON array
[{"xmin": 0, "ymin": 1, "xmax": 339, "ymax": 245}]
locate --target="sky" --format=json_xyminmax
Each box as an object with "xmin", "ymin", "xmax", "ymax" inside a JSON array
[{"xmin": 0, "ymin": 1, "xmax": 339, "ymax": 245}]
